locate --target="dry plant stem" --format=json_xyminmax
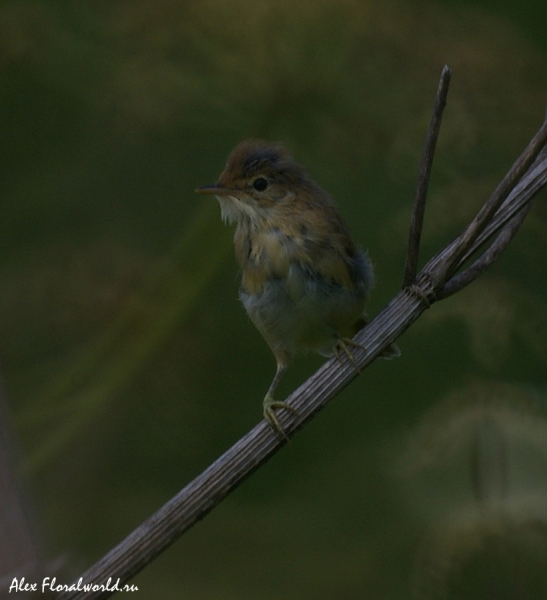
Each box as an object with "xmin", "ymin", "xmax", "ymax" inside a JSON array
[
  {"xmin": 448, "ymin": 207, "xmax": 531, "ymax": 296},
  {"xmin": 455, "ymin": 144, "xmax": 547, "ymax": 263},
  {"xmin": 403, "ymin": 65, "xmax": 451, "ymax": 288},
  {"xmin": 438, "ymin": 202, "xmax": 532, "ymax": 299},
  {"xmin": 58, "ymin": 99, "xmax": 547, "ymax": 600},
  {"xmin": 432, "ymin": 119, "xmax": 547, "ymax": 288},
  {"xmin": 437, "ymin": 143, "xmax": 547, "ymax": 299}
]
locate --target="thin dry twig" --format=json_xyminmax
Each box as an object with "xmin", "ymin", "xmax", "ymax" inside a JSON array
[
  {"xmin": 442, "ymin": 146, "xmax": 547, "ymax": 288},
  {"xmin": 403, "ymin": 65, "xmax": 451, "ymax": 288},
  {"xmin": 432, "ymin": 142, "xmax": 547, "ymax": 300},
  {"xmin": 438, "ymin": 204, "xmax": 532, "ymax": 299},
  {"xmin": 430, "ymin": 119, "xmax": 547, "ymax": 289},
  {"xmin": 57, "ymin": 73, "xmax": 547, "ymax": 600}
]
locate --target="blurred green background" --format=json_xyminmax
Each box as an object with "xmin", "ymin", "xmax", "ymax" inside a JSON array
[{"xmin": 1, "ymin": 0, "xmax": 547, "ymax": 598}]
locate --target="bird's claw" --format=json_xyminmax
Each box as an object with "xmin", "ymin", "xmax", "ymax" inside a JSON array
[
  {"xmin": 263, "ymin": 395, "xmax": 298, "ymax": 439},
  {"xmin": 332, "ymin": 338, "xmax": 364, "ymax": 373}
]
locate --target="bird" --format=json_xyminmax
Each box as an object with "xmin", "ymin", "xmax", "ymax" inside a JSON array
[{"xmin": 196, "ymin": 139, "xmax": 399, "ymax": 435}]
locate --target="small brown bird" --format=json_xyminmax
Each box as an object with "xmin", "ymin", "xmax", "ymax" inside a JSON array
[{"xmin": 197, "ymin": 140, "xmax": 399, "ymax": 434}]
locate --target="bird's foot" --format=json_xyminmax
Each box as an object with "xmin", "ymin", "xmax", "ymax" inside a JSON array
[
  {"xmin": 332, "ymin": 338, "xmax": 365, "ymax": 373},
  {"xmin": 263, "ymin": 394, "xmax": 298, "ymax": 439}
]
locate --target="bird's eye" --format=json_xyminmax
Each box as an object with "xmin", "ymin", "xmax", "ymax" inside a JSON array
[{"xmin": 252, "ymin": 177, "xmax": 268, "ymax": 192}]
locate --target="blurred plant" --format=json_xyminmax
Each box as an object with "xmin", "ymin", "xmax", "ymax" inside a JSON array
[
  {"xmin": 415, "ymin": 275, "xmax": 547, "ymax": 369},
  {"xmin": 393, "ymin": 380, "xmax": 547, "ymax": 599}
]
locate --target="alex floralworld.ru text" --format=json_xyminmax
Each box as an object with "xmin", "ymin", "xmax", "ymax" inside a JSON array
[{"xmin": 8, "ymin": 576, "xmax": 139, "ymax": 593}]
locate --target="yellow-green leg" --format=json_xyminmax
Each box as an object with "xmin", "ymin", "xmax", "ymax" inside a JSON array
[
  {"xmin": 332, "ymin": 337, "xmax": 365, "ymax": 373},
  {"xmin": 262, "ymin": 363, "xmax": 297, "ymax": 437}
]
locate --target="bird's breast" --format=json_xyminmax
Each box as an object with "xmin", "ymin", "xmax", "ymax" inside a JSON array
[{"xmin": 235, "ymin": 224, "xmax": 308, "ymax": 296}]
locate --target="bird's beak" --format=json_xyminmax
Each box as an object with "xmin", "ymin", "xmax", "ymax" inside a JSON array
[{"xmin": 195, "ymin": 183, "xmax": 233, "ymax": 195}]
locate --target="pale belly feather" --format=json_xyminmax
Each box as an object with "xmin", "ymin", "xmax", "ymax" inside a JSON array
[{"xmin": 240, "ymin": 257, "xmax": 371, "ymax": 363}]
